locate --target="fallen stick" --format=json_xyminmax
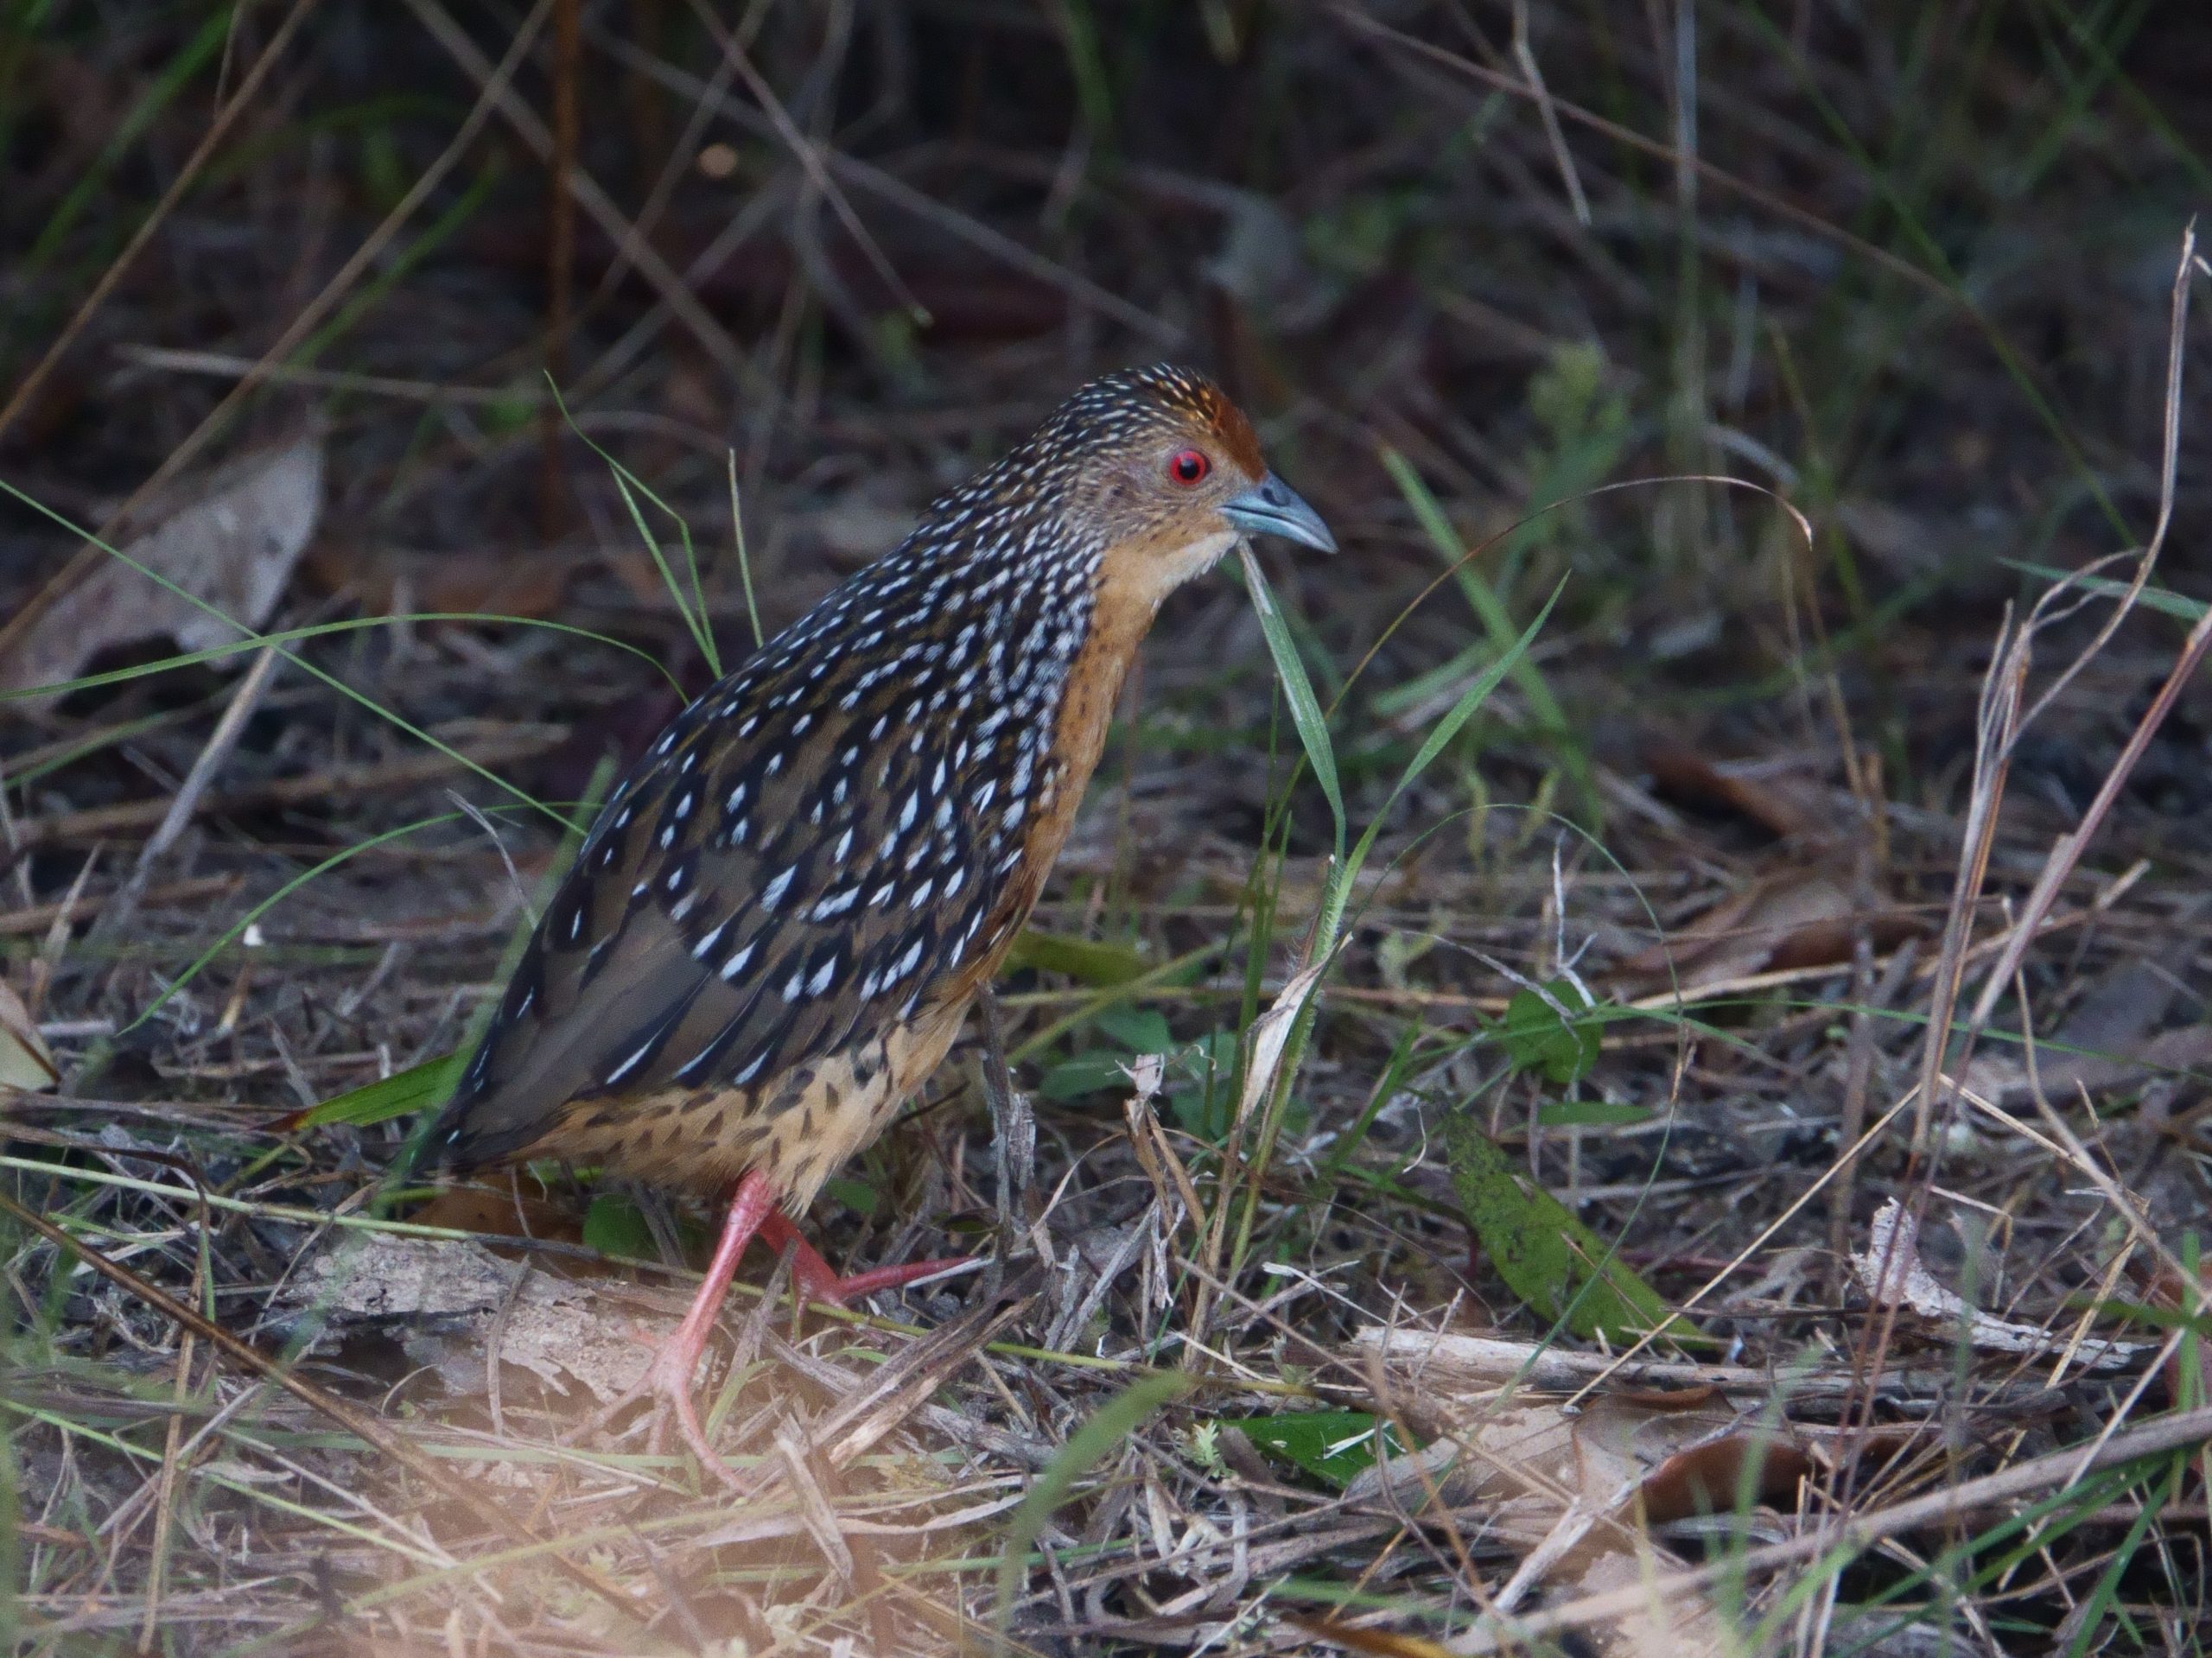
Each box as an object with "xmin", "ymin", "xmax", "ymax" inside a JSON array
[{"xmin": 13, "ymin": 734, "xmax": 556, "ymax": 848}]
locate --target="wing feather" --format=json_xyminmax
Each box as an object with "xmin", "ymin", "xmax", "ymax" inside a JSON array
[{"xmin": 431, "ymin": 605, "xmax": 1021, "ymax": 1172}]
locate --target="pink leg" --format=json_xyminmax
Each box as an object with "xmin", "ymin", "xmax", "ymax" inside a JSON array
[
  {"xmin": 634, "ymin": 1167, "xmax": 779, "ymax": 1479},
  {"xmin": 756, "ymin": 1207, "xmax": 978, "ymax": 1307},
  {"xmin": 614, "ymin": 1174, "xmax": 978, "ymax": 1483}
]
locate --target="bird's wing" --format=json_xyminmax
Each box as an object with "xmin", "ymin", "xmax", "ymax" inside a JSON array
[{"xmin": 429, "ymin": 643, "xmax": 1024, "ymax": 1172}]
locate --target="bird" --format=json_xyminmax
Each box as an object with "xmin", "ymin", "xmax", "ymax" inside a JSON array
[{"xmin": 425, "ymin": 364, "xmax": 1334, "ymax": 1463}]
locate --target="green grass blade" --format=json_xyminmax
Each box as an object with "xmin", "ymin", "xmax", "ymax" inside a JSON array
[
  {"xmin": 2062, "ymin": 1458, "xmax": 2181, "ymax": 1658},
  {"xmin": 1237, "ymin": 545, "xmax": 1344, "ymax": 855},
  {"xmin": 0, "ymin": 478, "xmax": 576, "ymax": 835},
  {"xmin": 22, "ymin": 10, "xmax": 226, "ymax": 272},
  {"xmin": 1381, "ymin": 449, "xmax": 1592, "ymax": 814},
  {"xmin": 302, "ymin": 1051, "xmax": 467, "ymax": 1129},
  {"xmin": 1382, "ymin": 448, "xmax": 1565, "ymax": 715},
  {"xmin": 120, "ymin": 810, "xmax": 473, "ymax": 1035},
  {"xmin": 1222, "ymin": 578, "xmax": 1562, "ymax": 1293},
  {"xmin": 296, "ymin": 163, "xmax": 497, "ymax": 375},
  {"xmin": 727, "ymin": 450, "xmax": 764, "ymax": 651},
  {"xmin": 325, "ymin": 753, "xmax": 617, "ymax": 1173},
  {"xmin": 550, "ymin": 383, "xmax": 721, "ymax": 678},
  {"xmin": 2005, "ymin": 558, "xmax": 2209, "ymax": 622},
  {"xmin": 1322, "ymin": 579, "xmax": 1563, "ymax": 966},
  {"xmin": 1370, "ymin": 578, "xmax": 1567, "ymax": 852},
  {"xmin": 1003, "ymin": 928, "xmax": 1148, "ymax": 987},
  {"xmin": 994, "ymin": 1370, "xmax": 1192, "ymax": 1636}
]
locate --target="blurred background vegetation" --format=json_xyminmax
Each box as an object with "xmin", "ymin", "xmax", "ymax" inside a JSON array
[{"xmin": 4, "ymin": 0, "xmax": 2204, "ymax": 830}]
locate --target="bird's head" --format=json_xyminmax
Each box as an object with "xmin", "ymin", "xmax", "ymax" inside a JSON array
[{"xmin": 994, "ymin": 364, "xmax": 1336, "ymax": 617}]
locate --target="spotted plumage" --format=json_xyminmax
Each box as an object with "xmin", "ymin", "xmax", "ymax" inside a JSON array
[{"xmin": 429, "ymin": 364, "xmax": 1333, "ymax": 1278}]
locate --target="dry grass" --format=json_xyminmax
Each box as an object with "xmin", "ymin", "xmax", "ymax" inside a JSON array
[{"xmin": 3, "ymin": 4, "xmax": 2210, "ymax": 1655}]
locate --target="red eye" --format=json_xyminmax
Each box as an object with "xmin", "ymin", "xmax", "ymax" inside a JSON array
[{"xmin": 1167, "ymin": 448, "xmax": 1211, "ymax": 486}]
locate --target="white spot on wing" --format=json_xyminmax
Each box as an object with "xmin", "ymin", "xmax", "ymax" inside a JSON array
[
  {"xmin": 605, "ymin": 1039, "xmax": 655, "ymax": 1085},
  {"xmin": 810, "ymin": 887, "xmax": 859, "ymax": 921}
]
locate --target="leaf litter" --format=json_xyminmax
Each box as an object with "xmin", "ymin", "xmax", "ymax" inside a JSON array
[
  {"xmin": 1, "ymin": 436, "xmax": 323, "ymax": 702},
  {"xmin": 274, "ymin": 1230, "xmax": 664, "ymax": 1405}
]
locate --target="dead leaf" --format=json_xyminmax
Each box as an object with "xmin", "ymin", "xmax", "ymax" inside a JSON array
[
  {"xmin": 1855, "ymin": 1198, "xmax": 2148, "ymax": 1370},
  {"xmin": 0, "ymin": 975, "xmax": 58, "ymax": 1091},
  {"xmin": 1961, "ymin": 958, "xmax": 2212, "ymax": 1104},
  {"xmin": 1347, "ymin": 1326, "xmax": 1942, "ymax": 1657},
  {"xmin": 1621, "ymin": 870, "xmax": 1922, "ymax": 993},
  {"xmin": 2142, "ymin": 1259, "xmax": 2212, "ymax": 1407},
  {"xmin": 1367, "ymin": 1394, "xmax": 1738, "ymax": 1655},
  {"xmin": 1523, "ymin": 1544, "xmax": 1726, "ymax": 1658},
  {"xmin": 1235, "ymin": 957, "xmax": 1331, "ymax": 1129},
  {"xmin": 300, "ymin": 541, "xmax": 571, "ymax": 619},
  {"xmin": 1643, "ymin": 736, "xmax": 1827, "ymax": 842},
  {"xmin": 1345, "ymin": 1344, "xmax": 1757, "ymax": 1655},
  {"xmin": 1637, "ymin": 1430, "xmax": 1814, "ymax": 1522},
  {"xmin": 276, "ymin": 1231, "xmax": 663, "ymax": 1406},
  {"xmin": 2, "ymin": 437, "xmax": 322, "ymax": 702},
  {"xmin": 1346, "ymin": 1386, "xmax": 1772, "ymax": 1529}
]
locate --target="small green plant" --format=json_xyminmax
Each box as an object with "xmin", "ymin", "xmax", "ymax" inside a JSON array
[
  {"xmin": 1217, "ymin": 1409, "xmax": 1412, "ymax": 1490},
  {"xmin": 1039, "ymin": 1005, "xmax": 1247, "ymax": 1141},
  {"xmin": 580, "ymin": 1193, "xmax": 656, "ymax": 1261},
  {"xmin": 1494, "ymin": 976, "xmax": 1602, "ymax": 1088},
  {"xmin": 995, "ymin": 1371, "xmax": 1194, "ymax": 1635},
  {"xmin": 1442, "ymin": 1109, "xmax": 1682, "ymax": 1347},
  {"xmin": 303, "ymin": 1051, "xmax": 465, "ymax": 1128},
  {"xmin": 1221, "ymin": 548, "xmax": 1561, "ymax": 1293},
  {"xmin": 1521, "ymin": 341, "xmax": 1631, "ymax": 561}
]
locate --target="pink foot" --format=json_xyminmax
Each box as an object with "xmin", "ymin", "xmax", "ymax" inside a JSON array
[
  {"xmin": 635, "ymin": 1317, "xmax": 738, "ymax": 1488},
  {"xmin": 569, "ymin": 1172, "xmax": 783, "ymax": 1484},
  {"xmin": 568, "ymin": 1174, "xmax": 980, "ymax": 1482}
]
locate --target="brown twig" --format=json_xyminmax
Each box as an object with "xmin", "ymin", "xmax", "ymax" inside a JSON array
[
  {"xmin": 12, "ymin": 734, "xmax": 557, "ymax": 849},
  {"xmin": 1460, "ymin": 1401, "xmax": 2212, "ymax": 1648},
  {"xmin": 404, "ymin": 0, "xmax": 777, "ymax": 405},
  {"xmin": 87, "ymin": 645, "xmax": 281, "ymax": 949},
  {"xmin": 1959, "ymin": 228, "xmax": 2201, "ymax": 1033},
  {"xmin": 0, "ymin": 876, "xmax": 241, "ymax": 937}
]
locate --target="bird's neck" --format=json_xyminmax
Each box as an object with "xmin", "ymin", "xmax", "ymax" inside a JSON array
[
  {"xmin": 926, "ymin": 524, "xmax": 1232, "ymax": 1007},
  {"xmin": 1052, "ymin": 524, "xmax": 1236, "ymax": 823},
  {"xmin": 987, "ymin": 526, "xmax": 1235, "ymax": 937}
]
